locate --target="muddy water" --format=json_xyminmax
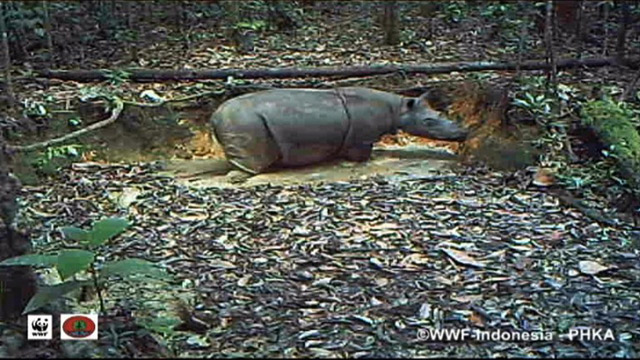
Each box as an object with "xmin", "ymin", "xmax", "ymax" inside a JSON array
[{"xmin": 161, "ymin": 145, "xmax": 460, "ymax": 188}]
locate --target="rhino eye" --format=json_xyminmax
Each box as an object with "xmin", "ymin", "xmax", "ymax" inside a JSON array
[{"xmin": 407, "ymin": 99, "xmax": 416, "ymax": 109}]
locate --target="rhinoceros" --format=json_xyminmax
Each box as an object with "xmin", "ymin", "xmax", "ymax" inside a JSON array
[{"xmin": 209, "ymin": 87, "xmax": 467, "ymax": 182}]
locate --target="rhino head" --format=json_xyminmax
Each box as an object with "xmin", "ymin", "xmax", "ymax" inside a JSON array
[{"xmin": 398, "ymin": 93, "xmax": 468, "ymax": 141}]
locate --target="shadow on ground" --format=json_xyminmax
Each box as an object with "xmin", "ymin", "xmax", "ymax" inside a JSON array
[{"xmin": 158, "ymin": 145, "xmax": 459, "ymax": 188}]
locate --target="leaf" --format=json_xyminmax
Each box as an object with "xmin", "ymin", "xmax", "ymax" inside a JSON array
[
  {"xmin": 532, "ymin": 168, "xmax": 555, "ymax": 187},
  {"xmin": 237, "ymin": 274, "xmax": 252, "ymax": 287},
  {"xmin": 100, "ymin": 258, "xmax": 169, "ymax": 280},
  {"xmin": 22, "ymin": 280, "xmax": 88, "ymax": 314},
  {"xmin": 186, "ymin": 335, "xmax": 210, "ymax": 348},
  {"xmin": 470, "ymin": 311, "xmax": 485, "ymax": 327},
  {"xmin": 208, "ymin": 260, "xmax": 236, "ymax": 269},
  {"xmin": 451, "ymin": 294, "xmax": 483, "ymax": 303},
  {"xmin": 352, "ymin": 315, "xmax": 375, "ymax": 326},
  {"xmin": 298, "ymin": 329, "xmax": 321, "ymax": 340},
  {"xmin": 400, "ymin": 253, "xmax": 431, "ymax": 266},
  {"xmin": 89, "ymin": 217, "xmax": 129, "ymax": 247},
  {"xmin": 61, "ymin": 227, "xmax": 90, "ymax": 242},
  {"xmin": 418, "ymin": 302, "xmax": 432, "ymax": 319},
  {"xmin": 525, "ymin": 92, "xmax": 535, "ymax": 103},
  {"xmin": 117, "ymin": 187, "xmax": 142, "ymax": 208},
  {"xmin": 0, "ymin": 254, "xmax": 58, "ymax": 267},
  {"xmin": 56, "ymin": 250, "xmax": 94, "ymax": 280},
  {"xmin": 441, "ymin": 248, "xmax": 485, "ymax": 268},
  {"xmin": 578, "ymin": 260, "xmax": 610, "ymax": 275}
]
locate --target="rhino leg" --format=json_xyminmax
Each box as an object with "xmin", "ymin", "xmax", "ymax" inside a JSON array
[{"xmin": 343, "ymin": 143, "xmax": 373, "ymax": 162}]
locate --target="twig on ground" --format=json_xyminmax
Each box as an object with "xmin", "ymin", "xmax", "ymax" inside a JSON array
[{"xmin": 7, "ymin": 96, "xmax": 124, "ymax": 152}]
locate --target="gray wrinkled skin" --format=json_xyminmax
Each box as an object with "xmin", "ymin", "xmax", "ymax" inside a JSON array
[
  {"xmin": 399, "ymin": 98, "xmax": 468, "ymax": 141},
  {"xmin": 211, "ymin": 87, "xmax": 467, "ymax": 175}
]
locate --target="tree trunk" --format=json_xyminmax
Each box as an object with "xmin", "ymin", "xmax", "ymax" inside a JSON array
[
  {"xmin": 545, "ymin": 0, "xmax": 558, "ymax": 96},
  {"xmin": 0, "ymin": 2, "xmax": 15, "ymax": 107},
  {"xmin": 144, "ymin": 0, "xmax": 152, "ymax": 18},
  {"xmin": 0, "ymin": 144, "xmax": 37, "ymax": 321},
  {"xmin": 98, "ymin": 0, "xmax": 108, "ymax": 37},
  {"xmin": 9, "ymin": 1, "xmax": 29, "ymax": 59},
  {"xmin": 554, "ymin": 0, "xmax": 579, "ymax": 30},
  {"xmin": 602, "ymin": 1, "xmax": 610, "ymax": 56},
  {"xmin": 382, "ymin": 1, "xmax": 399, "ymax": 45},
  {"xmin": 268, "ymin": 0, "xmax": 296, "ymax": 32},
  {"xmin": 174, "ymin": 0, "xmax": 184, "ymax": 30},
  {"xmin": 615, "ymin": 0, "xmax": 630, "ymax": 62},
  {"xmin": 42, "ymin": 0, "xmax": 54, "ymax": 66},
  {"xmin": 516, "ymin": 0, "xmax": 530, "ymax": 80},
  {"xmin": 575, "ymin": 0, "xmax": 586, "ymax": 58},
  {"xmin": 125, "ymin": 0, "xmax": 134, "ymax": 29}
]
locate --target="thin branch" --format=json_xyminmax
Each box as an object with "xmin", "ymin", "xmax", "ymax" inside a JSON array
[
  {"xmin": 90, "ymin": 263, "xmax": 105, "ymax": 314},
  {"xmin": 123, "ymin": 89, "xmax": 226, "ymax": 107},
  {"xmin": 7, "ymin": 97, "xmax": 124, "ymax": 152}
]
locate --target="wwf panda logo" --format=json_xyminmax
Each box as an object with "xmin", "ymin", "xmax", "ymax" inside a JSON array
[
  {"xmin": 31, "ymin": 317, "xmax": 49, "ymax": 332},
  {"xmin": 28, "ymin": 315, "xmax": 52, "ymax": 340}
]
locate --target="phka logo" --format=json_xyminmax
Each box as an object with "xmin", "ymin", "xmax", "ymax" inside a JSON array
[
  {"xmin": 27, "ymin": 315, "xmax": 52, "ymax": 340},
  {"xmin": 60, "ymin": 314, "xmax": 98, "ymax": 340}
]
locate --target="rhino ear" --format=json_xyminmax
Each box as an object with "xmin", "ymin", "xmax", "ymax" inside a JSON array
[
  {"xmin": 407, "ymin": 96, "xmax": 429, "ymax": 109},
  {"xmin": 418, "ymin": 92, "xmax": 432, "ymax": 105},
  {"xmin": 419, "ymin": 89, "xmax": 449, "ymax": 112}
]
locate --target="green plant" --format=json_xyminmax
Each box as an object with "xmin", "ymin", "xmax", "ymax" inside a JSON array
[
  {"xmin": 513, "ymin": 92, "xmax": 554, "ymax": 123},
  {"xmin": 4, "ymin": 2, "xmax": 44, "ymax": 46},
  {"xmin": 115, "ymin": 29, "xmax": 139, "ymax": 43},
  {"xmin": 513, "ymin": 79, "xmax": 579, "ymax": 126},
  {"xmin": 22, "ymin": 99, "xmax": 48, "ymax": 118},
  {"xmin": 480, "ymin": 2, "xmax": 515, "ymax": 18},
  {"xmin": 581, "ymin": 98, "xmax": 640, "ymax": 193},
  {"xmin": 234, "ymin": 19, "xmax": 267, "ymax": 32},
  {"xmin": 0, "ymin": 217, "xmax": 169, "ymax": 314},
  {"xmin": 582, "ymin": 99, "xmax": 640, "ymax": 166},
  {"xmin": 440, "ymin": 1, "xmax": 469, "ymax": 23},
  {"xmin": 68, "ymin": 117, "xmax": 83, "ymax": 128},
  {"xmin": 556, "ymin": 159, "xmax": 623, "ymax": 192},
  {"xmin": 103, "ymin": 69, "xmax": 132, "ymax": 86},
  {"xmin": 32, "ymin": 144, "xmax": 84, "ymax": 175}
]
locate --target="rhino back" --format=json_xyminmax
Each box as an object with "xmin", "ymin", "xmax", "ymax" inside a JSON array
[{"xmin": 246, "ymin": 89, "xmax": 350, "ymax": 167}]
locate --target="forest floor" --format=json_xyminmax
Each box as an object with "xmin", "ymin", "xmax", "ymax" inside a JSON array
[
  {"xmin": 8, "ymin": 1, "xmax": 640, "ymax": 358},
  {"xmin": 17, "ymin": 162, "xmax": 639, "ymax": 357}
]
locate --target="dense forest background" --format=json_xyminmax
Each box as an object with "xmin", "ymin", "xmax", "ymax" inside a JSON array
[{"xmin": 1, "ymin": 1, "xmax": 640, "ymax": 358}]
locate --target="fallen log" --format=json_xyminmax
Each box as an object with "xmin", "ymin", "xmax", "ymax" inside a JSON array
[{"xmin": 34, "ymin": 56, "xmax": 639, "ymax": 83}]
